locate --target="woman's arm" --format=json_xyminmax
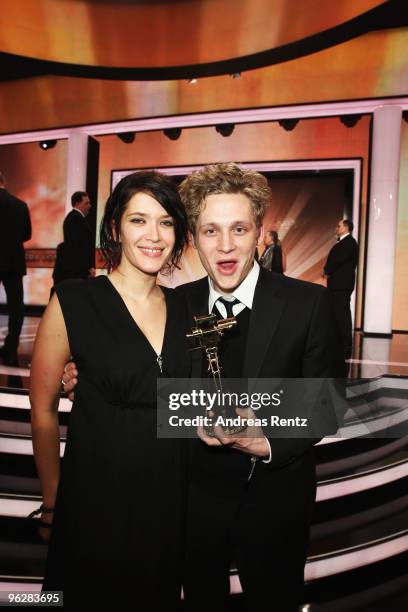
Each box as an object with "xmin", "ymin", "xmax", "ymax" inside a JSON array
[{"xmin": 30, "ymin": 294, "xmax": 71, "ymax": 537}]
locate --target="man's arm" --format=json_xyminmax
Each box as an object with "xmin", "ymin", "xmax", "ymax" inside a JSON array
[
  {"xmin": 19, "ymin": 199, "xmax": 32, "ymax": 242},
  {"xmin": 324, "ymin": 241, "xmax": 354, "ymax": 276},
  {"xmin": 272, "ymin": 245, "xmax": 283, "ymax": 273},
  {"xmin": 263, "ymin": 287, "xmax": 339, "ymax": 468},
  {"xmin": 196, "ymin": 287, "xmax": 337, "ymax": 464}
]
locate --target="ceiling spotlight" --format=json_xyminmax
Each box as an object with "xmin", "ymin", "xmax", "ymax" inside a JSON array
[
  {"xmin": 39, "ymin": 139, "xmax": 57, "ymax": 150},
  {"xmin": 230, "ymin": 72, "xmax": 241, "ymax": 79},
  {"xmin": 188, "ymin": 78, "xmax": 197, "ymax": 84},
  {"xmin": 215, "ymin": 123, "xmax": 235, "ymax": 137},
  {"xmin": 163, "ymin": 128, "xmax": 182, "ymax": 141},
  {"xmin": 278, "ymin": 119, "xmax": 299, "ymax": 132},
  {"xmin": 117, "ymin": 132, "xmax": 135, "ymax": 144},
  {"xmin": 340, "ymin": 114, "xmax": 362, "ymax": 128}
]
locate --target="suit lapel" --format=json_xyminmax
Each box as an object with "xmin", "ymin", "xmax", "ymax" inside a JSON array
[{"xmin": 243, "ymin": 269, "xmax": 286, "ymax": 378}]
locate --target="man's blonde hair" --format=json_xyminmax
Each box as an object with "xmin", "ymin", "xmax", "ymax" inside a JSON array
[{"xmin": 179, "ymin": 162, "xmax": 271, "ymax": 233}]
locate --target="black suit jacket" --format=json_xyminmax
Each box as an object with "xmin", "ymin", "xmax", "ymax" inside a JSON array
[
  {"xmin": 177, "ymin": 268, "xmax": 340, "ymax": 472},
  {"xmin": 324, "ymin": 234, "xmax": 358, "ymax": 291},
  {"xmin": 0, "ymin": 188, "xmax": 31, "ymax": 275},
  {"xmin": 53, "ymin": 209, "xmax": 94, "ymax": 283}
]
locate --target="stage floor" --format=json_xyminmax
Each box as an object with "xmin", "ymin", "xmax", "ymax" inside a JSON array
[{"xmin": 1, "ymin": 315, "xmax": 407, "ymax": 611}]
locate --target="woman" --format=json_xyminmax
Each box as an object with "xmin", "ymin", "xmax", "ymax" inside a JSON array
[{"xmin": 30, "ymin": 172, "xmax": 190, "ymax": 610}]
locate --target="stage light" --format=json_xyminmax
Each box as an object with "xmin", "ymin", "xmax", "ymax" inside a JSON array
[
  {"xmin": 163, "ymin": 128, "xmax": 182, "ymax": 141},
  {"xmin": 278, "ymin": 119, "xmax": 299, "ymax": 132},
  {"xmin": 215, "ymin": 123, "xmax": 235, "ymax": 137},
  {"xmin": 188, "ymin": 78, "xmax": 197, "ymax": 84},
  {"xmin": 39, "ymin": 140, "xmax": 57, "ymax": 150},
  {"xmin": 340, "ymin": 114, "xmax": 362, "ymax": 128},
  {"xmin": 117, "ymin": 132, "xmax": 135, "ymax": 144}
]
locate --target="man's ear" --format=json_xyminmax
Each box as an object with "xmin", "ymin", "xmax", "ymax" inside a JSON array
[{"xmin": 256, "ymin": 224, "xmax": 265, "ymax": 246}]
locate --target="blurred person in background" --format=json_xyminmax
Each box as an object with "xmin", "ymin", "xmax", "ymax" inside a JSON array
[
  {"xmin": 52, "ymin": 191, "xmax": 95, "ymax": 288},
  {"xmin": 259, "ymin": 229, "xmax": 284, "ymax": 274},
  {"xmin": 323, "ymin": 219, "xmax": 358, "ymax": 361},
  {"xmin": 0, "ymin": 171, "xmax": 32, "ymax": 366}
]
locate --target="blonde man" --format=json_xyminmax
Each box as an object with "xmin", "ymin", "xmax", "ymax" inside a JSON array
[{"xmin": 176, "ymin": 163, "xmax": 337, "ymax": 612}]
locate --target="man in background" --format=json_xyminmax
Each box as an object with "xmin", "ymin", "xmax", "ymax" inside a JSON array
[
  {"xmin": 259, "ymin": 229, "xmax": 284, "ymax": 273},
  {"xmin": 0, "ymin": 171, "xmax": 32, "ymax": 366},
  {"xmin": 323, "ymin": 219, "xmax": 359, "ymax": 361},
  {"xmin": 52, "ymin": 191, "xmax": 95, "ymax": 287}
]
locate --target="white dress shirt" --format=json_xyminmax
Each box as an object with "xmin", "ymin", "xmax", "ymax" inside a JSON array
[{"xmin": 208, "ymin": 260, "xmax": 260, "ymax": 317}]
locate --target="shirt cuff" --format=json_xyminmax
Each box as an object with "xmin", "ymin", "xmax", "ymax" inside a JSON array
[{"xmin": 261, "ymin": 437, "xmax": 272, "ymax": 464}]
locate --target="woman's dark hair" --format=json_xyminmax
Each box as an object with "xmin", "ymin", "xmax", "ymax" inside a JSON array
[{"xmin": 100, "ymin": 171, "xmax": 188, "ymax": 273}]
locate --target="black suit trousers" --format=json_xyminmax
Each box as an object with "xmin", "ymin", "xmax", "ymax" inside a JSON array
[
  {"xmin": 0, "ymin": 272, "xmax": 24, "ymax": 354},
  {"xmin": 183, "ymin": 449, "xmax": 316, "ymax": 612}
]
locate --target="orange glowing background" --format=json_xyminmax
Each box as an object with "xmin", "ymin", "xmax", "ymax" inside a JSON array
[
  {"xmin": 0, "ymin": 114, "xmax": 407, "ymax": 331},
  {"xmin": 0, "ymin": 28, "xmax": 407, "ymax": 134},
  {"xmin": 0, "ymin": 0, "xmax": 383, "ymax": 68}
]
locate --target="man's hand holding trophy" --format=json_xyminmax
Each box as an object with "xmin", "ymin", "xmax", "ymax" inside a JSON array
[{"xmin": 187, "ymin": 312, "xmax": 270, "ymax": 459}]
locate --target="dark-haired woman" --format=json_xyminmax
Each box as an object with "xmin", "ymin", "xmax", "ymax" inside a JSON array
[{"xmin": 30, "ymin": 172, "xmax": 190, "ymax": 610}]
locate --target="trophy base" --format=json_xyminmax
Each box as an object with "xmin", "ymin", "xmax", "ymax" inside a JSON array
[{"xmin": 204, "ymin": 422, "xmax": 248, "ymax": 437}]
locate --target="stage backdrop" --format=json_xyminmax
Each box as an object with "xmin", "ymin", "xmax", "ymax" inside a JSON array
[
  {"xmin": 0, "ymin": 117, "xmax": 406, "ymax": 331},
  {"xmin": 96, "ymin": 117, "xmax": 370, "ymax": 328}
]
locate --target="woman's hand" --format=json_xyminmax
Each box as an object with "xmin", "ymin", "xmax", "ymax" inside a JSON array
[{"xmin": 37, "ymin": 511, "xmax": 53, "ymax": 542}]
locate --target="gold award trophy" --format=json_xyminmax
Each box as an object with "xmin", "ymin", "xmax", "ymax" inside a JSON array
[{"xmin": 187, "ymin": 313, "xmax": 247, "ymax": 436}]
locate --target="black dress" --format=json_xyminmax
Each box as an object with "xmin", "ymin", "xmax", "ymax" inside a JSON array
[{"xmin": 42, "ymin": 276, "xmax": 190, "ymax": 611}]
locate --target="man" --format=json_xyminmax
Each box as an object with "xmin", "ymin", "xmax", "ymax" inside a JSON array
[
  {"xmin": 323, "ymin": 219, "xmax": 358, "ymax": 360},
  {"xmin": 63, "ymin": 164, "xmax": 339, "ymax": 611},
  {"xmin": 176, "ymin": 163, "xmax": 338, "ymax": 612},
  {"xmin": 52, "ymin": 191, "xmax": 95, "ymax": 286},
  {"xmin": 259, "ymin": 229, "xmax": 284, "ymax": 273},
  {"xmin": 0, "ymin": 171, "xmax": 32, "ymax": 366}
]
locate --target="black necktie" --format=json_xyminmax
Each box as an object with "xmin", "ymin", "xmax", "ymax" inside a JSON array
[{"xmin": 216, "ymin": 297, "xmax": 238, "ymax": 319}]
